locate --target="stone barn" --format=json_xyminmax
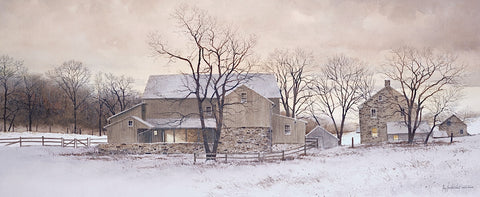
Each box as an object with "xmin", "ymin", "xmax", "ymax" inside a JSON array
[
  {"xmin": 305, "ymin": 126, "xmax": 339, "ymax": 149},
  {"xmin": 103, "ymin": 73, "xmax": 306, "ymax": 153},
  {"xmin": 439, "ymin": 115, "xmax": 468, "ymax": 137}
]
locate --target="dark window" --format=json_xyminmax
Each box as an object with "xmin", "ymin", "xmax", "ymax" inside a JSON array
[
  {"xmin": 284, "ymin": 125, "xmax": 291, "ymax": 135},
  {"xmin": 371, "ymin": 108, "xmax": 377, "ymax": 118},
  {"xmin": 447, "ymin": 120, "xmax": 451, "ymax": 126},
  {"xmin": 128, "ymin": 120, "xmax": 133, "ymax": 127},
  {"xmin": 460, "ymin": 129, "xmax": 464, "ymax": 134},
  {"xmin": 379, "ymin": 95, "xmax": 383, "ymax": 101},
  {"xmin": 241, "ymin": 92, "xmax": 247, "ymax": 103},
  {"xmin": 205, "ymin": 106, "xmax": 212, "ymax": 115}
]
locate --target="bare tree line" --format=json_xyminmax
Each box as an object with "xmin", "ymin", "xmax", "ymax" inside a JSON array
[{"xmin": 0, "ymin": 55, "xmax": 139, "ymax": 135}]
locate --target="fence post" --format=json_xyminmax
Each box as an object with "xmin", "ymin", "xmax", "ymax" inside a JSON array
[
  {"xmin": 42, "ymin": 136, "xmax": 45, "ymax": 146},
  {"xmin": 258, "ymin": 153, "xmax": 261, "ymax": 162},
  {"xmin": 19, "ymin": 136, "xmax": 22, "ymax": 147},
  {"xmin": 316, "ymin": 138, "xmax": 319, "ymax": 148},
  {"xmin": 193, "ymin": 153, "xmax": 196, "ymax": 164},
  {"xmin": 304, "ymin": 143, "xmax": 307, "ymax": 155},
  {"xmin": 74, "ymin": 138, "xmax": 77, "ymax": 148},
  {"xmin": 450, "ymin": 132, "xmax": 453, "ymax": 143},
  {"xmin": 351, "ymin": 137, "xmax": 354, "ymax": 148},
  {"xmin": 282, "ymin": 150, "xmax": 285, "ymax": 160},
  {"xmin": 87, "ymin": 138, "xmax": 91, "ymax": 148},
  {"xmin": 225, "ymin": 154, "xmax": 228, "ymax": 162},
  {"xmin": 61, "ymin": 138, "xmax": 64, "ymax": 147}
]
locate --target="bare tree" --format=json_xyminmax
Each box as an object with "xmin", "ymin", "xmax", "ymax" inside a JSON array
[
  {"xmin": 424, "ymin": 86, "xmax": 462, "ymax": 144},
  {"xmin": 0, "ymin": 55, "xmax": 24, "ymax": 132},
  {"xmin": 384, "ymin": 47, "xmax": 464, "ymax": 143},
  {"xmin": 48, "ymin": 60, "xmax": 91, "ymax": 134},
  {"xmin": 310, "ymin": 55, "xmax": 373, "ymax": 145},
  {"xmin": 104, "ymin": 73, "xmax": 135, "ymax": 112},
  {"xmin": 149, "ymin": 6, "xmax": 255, "ymax": 159},
  {"xmin": 20, "ymin": 73, "xmax": 45, "ymax": 131},
  {"xmin": 266, "ymin": 49, "xmax": 312, "ymax": 118}
]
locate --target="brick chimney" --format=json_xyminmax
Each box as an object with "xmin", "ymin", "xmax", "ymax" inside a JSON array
[{"xmin": 385, "ymin": 80, "xmax": 390, "ymax": 87}]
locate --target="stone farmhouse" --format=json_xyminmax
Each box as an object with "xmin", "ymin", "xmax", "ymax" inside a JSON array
[
  {"xmin": 359, "ymin": 80, "xmax": 429, "ymax": 144},
  {"xmin": 438, "ymin": 114, "xmax": 468, "ymax": 137},
  {"xmin": 103, "ymin": 73, "xmax": 306, "ymax": 153}
]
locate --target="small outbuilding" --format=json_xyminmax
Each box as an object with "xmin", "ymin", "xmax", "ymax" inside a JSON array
[
  {"xmin": 386, "ymin": 121, "xmax": 430, "ymax": 142},
  {"xmin": 306, "ymin": 126, "xmax": 339, "ymax": 149},
  {"xmin": 438, "ymin": 115, "xmax": 468, "ymax": 137}
]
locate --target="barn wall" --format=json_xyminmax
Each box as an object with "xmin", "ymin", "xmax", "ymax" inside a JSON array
[
  {"xmin": 143, "ymin": 99, "xmax": 213, "ymax": 119},
  {"xmin": 109, "ymin": 104, "xmax": 144, "ymax": 124},
  {"xmin": 223, "ymin": 86, "xmax": 273, "ymax": 128},
  {"xmin": 271, "ymin": 114, "xmax": 306, "ymax": 144},
  {"xmin": 217, "ymin": 127, "xmax": 271, "ymax": 153},
  {"xmin": 107, "ymin": 117, "xmax": 149, "ymax": 144}
]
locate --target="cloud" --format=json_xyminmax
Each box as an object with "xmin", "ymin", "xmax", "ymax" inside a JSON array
[{"xmin": 0, "ymin": 0, "xmax": 479, "ymax": 89}]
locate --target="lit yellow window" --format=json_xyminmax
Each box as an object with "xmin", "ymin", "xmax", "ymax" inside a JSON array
[
  {"xmin": 393, "ymin": 135, "xmax": 399, "ymax": 141},
  {"xmin": 371, "ymin": 128, "xmax": 378, "ymax": 137}
]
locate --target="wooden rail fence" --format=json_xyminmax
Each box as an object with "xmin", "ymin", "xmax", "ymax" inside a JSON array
[
  {"xmin": 194, "ymin": 139, "xmax": 318, "ymax": 163},
  {"xmin": 0, "ymin": 136, "xmax": 106, "ymax": 148}
]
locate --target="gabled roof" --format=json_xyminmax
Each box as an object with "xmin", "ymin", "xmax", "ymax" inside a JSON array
[
  {"xmin": 106, "ymin": 102, "xmax": 145, "ymax": 121},
  {"xmin": 142, "ymin": 73, "xmax": 281, "ymax": 99},
  {"xmin": 440, "ymin": 114, "xmax": 466, "ymax": 126},
  {"xmin": 386, "ymin": 121, "xmax": 430, "ymax": 134},
  {"xmin": 359, "ymin": 85, "xmax": 403, "ymax": 110},
  {"xmin": 306, "ymin": 126, "xmax": 339, "ymax": 140}
]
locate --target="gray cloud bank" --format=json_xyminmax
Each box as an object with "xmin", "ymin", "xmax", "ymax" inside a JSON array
[{"xmin": 0, "ymin": 0, "xmax": 479, "ymax": 89}]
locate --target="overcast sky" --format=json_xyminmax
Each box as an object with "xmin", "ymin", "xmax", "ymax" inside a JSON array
[{"xmin": 1, "ymin": 0, "xmax": 479, "ymax": 91}]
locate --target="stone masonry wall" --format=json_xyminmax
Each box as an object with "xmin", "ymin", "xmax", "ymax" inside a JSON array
[
  {"xmin": 217, "ymin": 127, "xmax": 271, "ymax": 153},
  {"xmin": 98, "ymin": 143, "xmax": 205, "ymax": 154},
  {"xmin": 99, "ymin": 127, "xmax": 271, "ymax": 154}
]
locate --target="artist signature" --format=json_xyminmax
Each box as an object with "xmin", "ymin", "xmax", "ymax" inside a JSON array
[{"xmin": 442, "ymin": 184, "xmax": 474, "ymax": 192}]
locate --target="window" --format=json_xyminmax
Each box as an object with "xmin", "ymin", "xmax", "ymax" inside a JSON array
[
  {"xmin": 371, "ymin": 108, "xmax": 377, "ymax": 118},
  {"xmin": 128, "ymin": 120, "xmax": 133, "ymax": 127},
  {"xmin": 447, "ymin": 120, "xmax": 451, "ymax": 126},
  {"xmin": 284, "ymin": 125, "xmax": 291, "ymax": 135},
  {"xmin": 460, "ymin": 129, "xmax": 464, "ymax": 134},
  {"xmin": 154, "ymin": 130, "xmax": 158, "ymax": 136},
  {"xmin": 205, "ymin": 106, "xmax": 212, "ymax": 115},
  {"xmin": 241, "ymin": 92, "xmax": 247, "ymax": 103},
  {"xmin": 379, "ymin": 95, "xmax": 383, "ymax": 101},
  {"xmin": 371, "ymin": 128, "xmax": 378, "ymax": 137},
  {"xmin": 393, "ymin": 135, "xmax": 399, "ymax": 141}
]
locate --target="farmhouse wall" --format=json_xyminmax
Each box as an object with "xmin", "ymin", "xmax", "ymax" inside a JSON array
[{"xmin": 359, "ymin": 83, "xmax": 409, "ymax": 144}]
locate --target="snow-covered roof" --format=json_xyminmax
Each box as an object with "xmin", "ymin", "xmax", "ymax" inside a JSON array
[
  {"xmin": 145, "ymin": 118, "xmax": 216, "ymax": 129},
  {"xmin": 306, "ymin": 126, "xmax": 339, "ymax": 140},
  {"xmin": 142, "ymin": 73, "xmax": 280, "ymax": 99},
  {"xmin": 386, "ymin": 121, "xmax": 430, "ymax": 134}
]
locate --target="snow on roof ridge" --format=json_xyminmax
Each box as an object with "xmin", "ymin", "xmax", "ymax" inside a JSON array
[{"xmin": 142, "ymin": 73, "xmax": 281, "ymax": 99}]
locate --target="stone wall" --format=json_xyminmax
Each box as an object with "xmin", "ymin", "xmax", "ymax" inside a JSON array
[
  {"xmin": 98, "ymin": 143, "xmax": 205, "ymax": 154},
  {"xmin": 100, "ymin": 127, "xmax": 272, "ymax": 154},
  {"xmin": 217, "ymin": 127, "xmax": 271, "ymax": 153}
]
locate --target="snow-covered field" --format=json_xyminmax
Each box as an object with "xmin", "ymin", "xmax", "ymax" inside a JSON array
[{"xmin": 0, "ymin": 133, "xmax": 478, "ymax": 196}]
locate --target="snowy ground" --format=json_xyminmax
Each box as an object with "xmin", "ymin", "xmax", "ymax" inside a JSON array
[{"xmin": 1, "ymin": 133, "xmax": 479, "ymax": 196}]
